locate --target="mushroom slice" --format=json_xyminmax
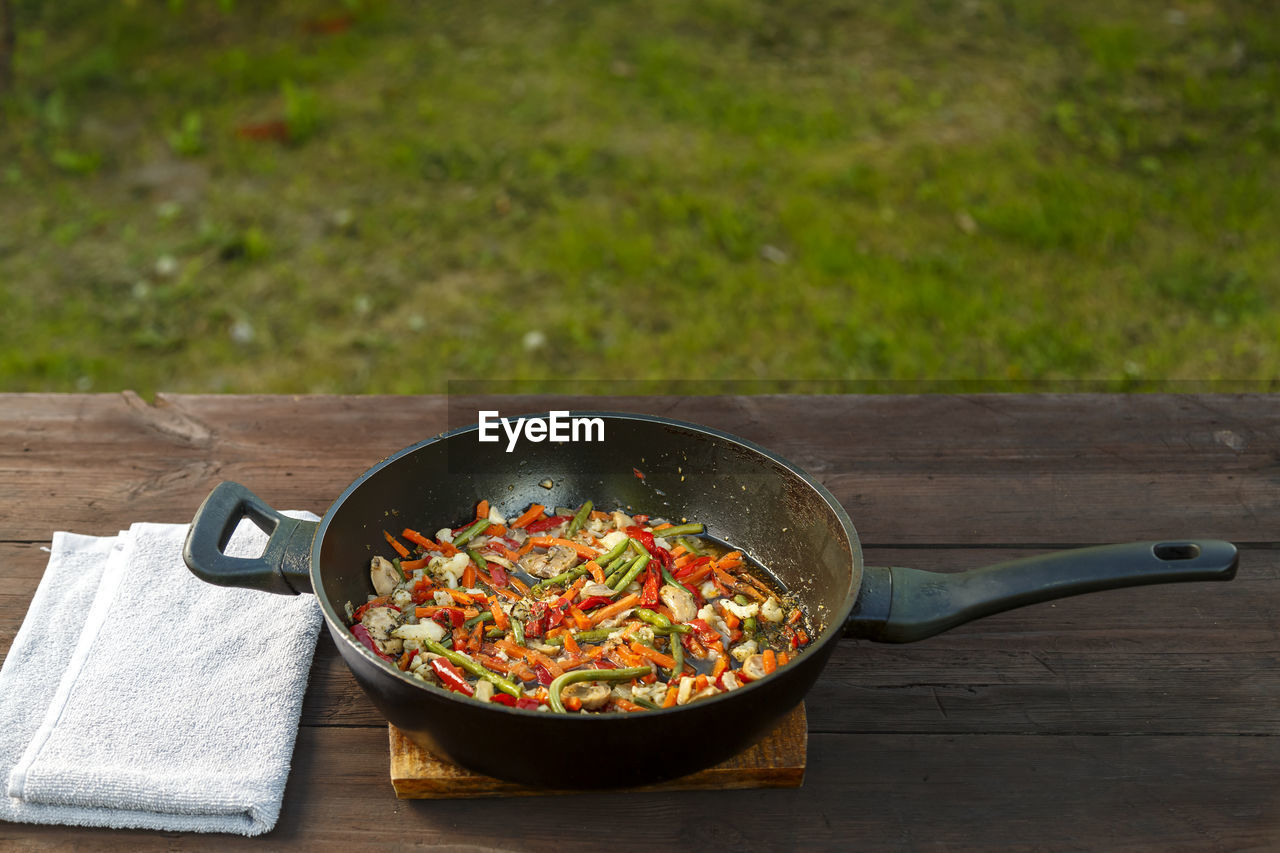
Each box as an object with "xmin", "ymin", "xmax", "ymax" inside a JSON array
[
  {"xmin": 370, "ymin": 556, "xmax": 402, "ymax": 596},
  {"xmin": 561, "ymin": 681, "xmax": 611, "ymax": 711},
  {"xmin": 659, "ymin": 584, "xmax": 697, "ymax": 623},
  {"xmin": 518, "ymin": 544, "xmax": 579, "ymax": 579}
]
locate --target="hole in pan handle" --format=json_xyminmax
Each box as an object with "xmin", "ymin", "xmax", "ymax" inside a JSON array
[
  {"xmin": 845, "ymin": 539, "xmax": 1238, "ymax": 643},
  {"xmin": 183, "ymin": 481, "xmax": 317, "ymax": 595}
]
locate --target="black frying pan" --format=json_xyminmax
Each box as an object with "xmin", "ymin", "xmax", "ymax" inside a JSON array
[{"xmin": 183, "ymin": 412, "xmax": 1238, "ymax": 788}]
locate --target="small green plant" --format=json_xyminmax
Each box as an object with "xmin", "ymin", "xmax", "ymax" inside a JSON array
[
  {"xmin": 281, "ymin": 80, "xmax": 320, "ymax": 144},
  {"xmin": 166, "ymin": 110, "xmax": 204, "ymax": 156}
]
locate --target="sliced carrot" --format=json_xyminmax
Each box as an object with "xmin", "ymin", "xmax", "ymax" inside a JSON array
[
  {"xmin": 669, "ymin": 544, "xmax": 687, "ymax": 559},
  {"xmin": 777, "ymin": 651, "xmax": 790, "ymax": 666},
  {"xmin": 490, "ymin": 544, "xmax": 522, "ymax": 563},
  {"xmin": 508, "ymin": 576, "xmax": 530, "ymax": 595},
  {"xmin": 584, "ymin": 560, "xmax": 605, "ymax": 584},
  {"xmin": 712, "ymin": 564, "xmax": 740, "ymax": 590},
  {"xmin": 711, "ymin": 654, "xmax": 729, "ymax": 679},
  {"xmin": 445, "ymin": 588, "xmax": 478, "ymax": 606},
  {"xmin": 612, "ymin": 697, "xmax": 646, "ymax": 712},
  {"xmin": 563, "ymin": 633, "xmax": 581, "ymax": 655},
  {"xmin": 717, "ymin": 550, "xmax": 744, "ymax": 569},
  {"xmin": 400, "ymin": 557, "xmax": 432, "ymax": 571},
  {"xmin": 662, "ymin": 684, "xmax": 679, "ymax": 708},
  {"xmin": 630, "ymin": 642, "xmax": 676, "ymax": 670},
  {"xmin": 526, "ymin": 647, "xmax": 564, "ymax": 677},
  {"xmin": 673, "ymin": 554, "xmax": 695, "ymax": 569},
  {"xmin": 567, "ymin": 605, "xmax": 592, "ymax": 631},
  {"xmin": 589, "ymin": 510, "xmax": 609, "ymax": 520},
  {"xmin": 694, "ymin": 674, "xmax": 709, "ymax": 691},
  {"xmin": 762, "ymin": 648, "xmax": 777, "ymax": 675},
  {"xmin": 402, "ymin": 528, "xmax": 458, "ymax": 555},
  {"xmin": 489, "ymin": 598, "xmax": 509, "ymax": 630},
  {"xmin": 681, "ymin": 562, "xmax": 716, "ymax": 585},
  {"xmin": 476, "ymin": 500, "xmax": 489, "ymax": 521},
  {"xmin": 652, "ymin": 522, "xmax": 674, "ymax": 532},
  {"xmin": 511, "ymin": 504, "xmax": 545, "ymax": 529},
  {"xmin": 588, "ymin": 592, "xmax": 640, "ymax": 626},
  {"xmin": 383, "ymin": 531, "xmax": 410, "ymax": 558},
  {"xmin": 485, "ymin": 524, "xmax": 506, "ymax": 536},
  {"xmin": 608, "ymin": 647, "xmax": 644, "ymax": 669},
  {"xmin": 564, "ymin": 696, "xmax": 583, "ymax": 712},
  {"xmin": 528, "ymin": 537, "xmax": 599, "ymax": 560},
  {"xmin": 787, "ymin": 608, "xmax": 803, "ymax": 626},
  {"xmin": 461, "ymin": 561, "xmax": 477, "ymax": 589},
  {"xmin": 468, "ymin": 621, "xmax": 483, "ymax": 653},
  {"xmin": 477, "ymin": 655, "xmax": 511, "ymax": 674},
  {"xmin": 515, "ymin": 541, "xmax": 535, "ymax": 557},
  {"xmin": 493, "ymin": 586, "xmax": 522, "ymax": 602}
]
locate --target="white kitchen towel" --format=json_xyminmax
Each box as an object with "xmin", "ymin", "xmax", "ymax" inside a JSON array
[{"xmin": 0, "ymin": 514, "xmax": 323, "ymax": 836}]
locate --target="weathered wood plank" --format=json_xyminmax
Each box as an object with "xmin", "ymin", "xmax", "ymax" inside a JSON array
[
  {"xmin": 1, "ymin": 393, "xmax": 1278, "ymax": 543},
  {"xmin": 2, "ymin": 727, "xmax": 1276, "ymax": 851},
  {"xmin": 389, "ymin": 704, "xmax": 805, "ymax": 798}
]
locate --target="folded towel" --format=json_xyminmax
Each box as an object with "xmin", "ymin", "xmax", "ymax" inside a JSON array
[{"xmin": 0, "ymin": 514, "xmax": 323, "ymax": 836}]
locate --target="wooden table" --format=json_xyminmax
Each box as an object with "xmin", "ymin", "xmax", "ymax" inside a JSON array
[{"xmin": 2, "ymin": 393, "xmax": 1277, "ymax": 851}]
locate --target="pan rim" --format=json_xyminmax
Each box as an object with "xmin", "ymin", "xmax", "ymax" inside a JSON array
[{"xmin": 313, "ymin": 410, "xmax": 863, "ymax": 718}]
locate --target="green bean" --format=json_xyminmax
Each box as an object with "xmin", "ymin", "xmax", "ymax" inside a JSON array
[
  {"xmin": 634, "ymin": 608, "xmax": 676, "ymax": 631},
  {"xmin": 512, "ymin": 617, "xmax": 526, "ymax": 647},
  {"xmin": 595, "ymin": 538, "xmax": 632, "ymax": 567},
  {"xmin": 461, "ymin": 611, "xmax": 494, "ymax": 630},
  {"xmin": 657, "ymin": 523, "xmax": 704, "ymax": 538},
  {"xmin": 661, "ymin": 567, "xmax": 681, "ymax": 588},
  {"xmin": 565, "ymin": 500, "xmax": 593, "ymax": 538},
  {"xmin": 734, "ymin": 594, "xmax": 751, "ymax": 606},
  {"xmin": 744, "ymin": 616, "xmax": 758, "ymax": 636},
  {"xmin": 610, "ymin": 553, "xmax": 650, "ymax": 592},
  {"xmin": 677, "ymin": 536, "xmax": 704, "ymax": 556},
  {"xmin": 421, "ymin": 637, "xmax": 522, "ymax": 698},
  {"xmin": 530, "ymin": 564, "xmax": 590, "ymax": 594},
  {"xmin": 543, "ymin": 627, "xmax": 613, "ymax": 646},
  {"xmin": 669, "ymin": 633, "xmax": 685, "ymax": 679},
  {"xmin": 631, "ymin": 695, "xmax": 662, "ymax": 711},
  {"xmin": 467, "ymin": 549, "xmax": 489, "ymax": 575},
  {"xmin": 627, "ymin": 536, "xmax": 651, "ymax": 556},
  {"xmin": 452, "ymin": 517, "xmax": 492, "ymax": 548},
  {"xmin": 485, "ymin": 626, "xmax": 506, "ymax": 639},
  {"xmin": 547, "ymin": 666, "xmax": 650, "ymax": 713}
]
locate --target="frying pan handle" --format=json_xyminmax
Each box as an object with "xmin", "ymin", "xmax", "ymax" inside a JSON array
[
  {"xmin": 182, "ymin": 481, "xmax": 316, "ymax": 595},
  {"xmin": 845, "ymin": 540, "xmax": 1238, "ymax": 643}
]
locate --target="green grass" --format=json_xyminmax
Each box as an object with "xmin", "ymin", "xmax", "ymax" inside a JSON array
[{"xmin": 1, "ymin": 0, "xmax": 1277, "ymax": 393}]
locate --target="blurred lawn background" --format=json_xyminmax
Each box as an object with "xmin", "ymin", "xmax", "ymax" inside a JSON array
[{"xmin": 0, "ymin": 0, "xmax": 1276, "ymax": 394}]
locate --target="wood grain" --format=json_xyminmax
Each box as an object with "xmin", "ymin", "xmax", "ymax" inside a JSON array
[
  {"xmin": 389, "ymin": 703, "xmax": 805, "ymax": 798},
  {"xmin": 0, "ymin": 393, "xmax": 1277, "ymax": 851}
]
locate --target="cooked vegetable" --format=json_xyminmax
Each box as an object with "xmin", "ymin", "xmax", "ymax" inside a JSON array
[{"xmin": 344, "ymin": 498, "xmax": 813, "ymax": 713}]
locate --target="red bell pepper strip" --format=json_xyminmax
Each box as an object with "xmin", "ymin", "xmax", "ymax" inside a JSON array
[
  {"xmin": 488, "ymin": 563, "xmax": 509, "ymax": 587},
  {"xmin": 430, "ymin": 658, "xmax": 475, "ymax": 695},
  {"xmin": 431, "ymin": 607, "xmax": 467, "ymax": 629},
  {"xmin": 515, "ymin": 696, "xmax": 542, "ymax": 710},
  {"xmin": 687, "ymin": 618, "xmax": 721, "ymax": 646},
  {"xmin": 577, "ymin": 595, "xmax": 612, "ymax": 611},
  {"xmin": 673, "ymin": 556, "xmax": 711, "ymax": 580},
  {"xmin": 534, "ymin": 662, "xmax": 554, "ymax": 686},
  {"xmin": 351, "ymin": 596, "xmax": 398, "ymax": 623},
  {"xmin": 490, "ymin": 693, "xmax": 517, "ymax": 707},
  {"xmin": 350, "ymin": 623, "xmax": 393, "ymax": 661},
  {"xmin": 632, "ymin": 514, "xmax": 650, "ymax": 523},
  {"xmin": 524, "ymin": 514, "xmax": 572, "ymax": 533},
  {"xmin": 523, "ymin": 601, "xmax": 549, "ymax": 638},
  {"xmin": 640, "ymin": 563, "xmax": 661, "ymax": 607}
]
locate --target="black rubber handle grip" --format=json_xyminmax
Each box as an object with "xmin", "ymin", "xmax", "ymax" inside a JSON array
[
  {"xmin": 846, "ymin": 540, "xmax": 1238, "ymax": 643},
  {"xmin": 182, "ymin": 481, "xmax": 317, "ymax": 595}
]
